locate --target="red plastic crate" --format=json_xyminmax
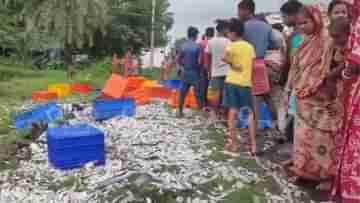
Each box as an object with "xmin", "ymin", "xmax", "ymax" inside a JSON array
[
  {"xmin": 71, "ymin": 83, "xmax": 93, "ymax": 94},
  {"xmin": 32, "ymin": 91, "xmax": 58, "ymax": 102},
  {"xmin": 149, "ymin": 87, "xmax": 172, "ymax": 99}
]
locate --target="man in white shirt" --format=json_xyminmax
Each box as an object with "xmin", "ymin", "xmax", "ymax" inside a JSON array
[{"xmin": 206, "ymin": 21, "xmax": 231, "ymax": 120}]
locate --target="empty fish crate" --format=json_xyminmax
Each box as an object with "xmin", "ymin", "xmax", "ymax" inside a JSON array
[
  {"xmin": 92, "ymin": 98, "xmax": 135, "ymax": 121},
  {"xmin": 160, "ymin": 80, "xmax": 182, "ymax": 89},
  {"xmin": 47, "ymin": 124, "xmax": 106, "ymax": 170},
  {"xmin": 15, "ymin": 103, "xmax": 63, "ymax": 130}
]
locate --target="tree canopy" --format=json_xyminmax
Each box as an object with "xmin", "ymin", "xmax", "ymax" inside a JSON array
[{"xmin": 0, "ymin": 0, "xmax": 174, "ymax": 61}]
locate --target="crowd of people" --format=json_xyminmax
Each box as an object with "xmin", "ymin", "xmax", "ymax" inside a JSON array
[{"xmin": 171, "ymin": 0, "xmax": 360, "ymax": 202}]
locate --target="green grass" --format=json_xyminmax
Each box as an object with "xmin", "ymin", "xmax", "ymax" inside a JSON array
[
  {"xmin": 0, "ymin": 61, "xmax": 111, "ymax": 104},
  {"xmin": 0, "ymin": 60, "xmax": 113, "ymax": 170}
]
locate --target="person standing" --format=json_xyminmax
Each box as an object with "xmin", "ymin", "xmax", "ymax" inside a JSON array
[
  {"xmin": 285, "ymin": 6, "xmax": 345, "ymax": 190},
  {"xmin": 177, "ymin": 26, "xmax": 205, "ymax": 118},
  {"xmin": 206, "ymin": 22, "xmax": 231, "ymax": 121},
  {"xmin": 264, "ymin": 22, "xmax": 287, "ymax": 136},
  {"xmin": 222, "ymin": 19, "xmax": 257, "ymax": 155},
  {"xmin": 280, "ymin": 0, "xmax": 304, "ymax": 96},
  {"xmin": 331, "ymin": 0, "xmax": 360, "ymax": 201},
  {"xmin": 279, "ymin": 0, "xmax": 304, "ymax": 142},
  {"xmin": 328, "ymin": 0, "xmax": 350, "ymax": 22},
  {"xmin": 200, "ymin": 27, "xmax": 215, "ymax": 106},
  {"xmin": 237, "ymin": 0, "xmax": 279, "ymax": 131},
  {"xmin": 120, "ymin": 49, "xmax": 134, "ymax": 77}
]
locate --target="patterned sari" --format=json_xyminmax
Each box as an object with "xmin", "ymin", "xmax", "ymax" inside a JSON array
[
  {"xmin": 287, "ymin": 6, "xmax": 341, "ymax": 181},
  {"xmin": 332, "ymin": 0, "xmax": 360, "ymax": 202}
]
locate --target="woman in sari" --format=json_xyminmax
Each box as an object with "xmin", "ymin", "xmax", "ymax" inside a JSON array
[
  {"xmin": 332, "ymin": 0, "xmax": 360, "ymax": 201},
  {"xmin": 285, "ymin": 6, "xmax": 343, "ymax": 188}
]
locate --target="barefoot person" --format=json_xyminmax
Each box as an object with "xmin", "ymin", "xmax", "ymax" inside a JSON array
[
  {"xmin": 200, "ymin": 27, "xmax": 215, "ymax": 106},
  {"xmin": 206, "ymin": 21, "xmax": 231, "ymax": 121},
  {"xmin": 177, "ymin": 26, "xmax": 205, "ymax": 117},
  {"xmin": 285, "ymin": 6, "xmax": 342, "ymax": 188},
  {"xmin": 222, "ymin": 19, "xmax": 257, "ymax": 154},
  {"xmin": 238, "ymin": 0, "xmax": 279, "ymax": 130}
]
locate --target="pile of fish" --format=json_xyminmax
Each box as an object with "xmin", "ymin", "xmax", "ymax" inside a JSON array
[{"xmin": 0, "ymin": 100, "xmax": 316, "ymax": 202}]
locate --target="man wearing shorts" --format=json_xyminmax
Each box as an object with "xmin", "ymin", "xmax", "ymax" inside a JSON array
[
  {"xmin": 223, "ymin": 19, "xmax": 257, "ymax": 155},
  {"xmin": 177, "ymin": 26, "xmax": 205, "ymax": 117},
  {"xmin": 238, "ymin": 0, "xmax": 279, "ymax": 130},
  {"xmin": 206, "ymin": 21, "xmax": 231, "ymax": 120}
]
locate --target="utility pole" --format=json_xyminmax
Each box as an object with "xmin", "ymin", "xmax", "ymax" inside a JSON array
[{"xmin": 150, "ymin": 0, "xmax": 156, "ymax": 69}]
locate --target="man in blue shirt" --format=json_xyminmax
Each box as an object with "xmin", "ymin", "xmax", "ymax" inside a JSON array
[
  {"xmin": 238, "ymin": 0, "xmax": 279, "ymax": 131},
  {"xmin": 177, "ymin": 26, "xmax": 204, "ymax": 117},
  {"xmin": 238, "ymin": 0, "xmax": 275, "ymax": 58}
]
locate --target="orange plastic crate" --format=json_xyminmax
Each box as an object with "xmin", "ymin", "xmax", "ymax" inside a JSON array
[
  {"xmin": 32, "ymin": 91, "xmax": 58, "ymax": 102},
  {"xmin": 127, "ymin": 76, "xmax": 145, "ymax": 88},
  {"xmin": 168, "ymin": 90, "xmax": 180, "ymax": 108},
  {"xmin": 102, "ymin": 74, "xmax": 127, "ymax": 99},
  {"xmin": 135, "ymin": 96, "xmax": 151, "ymax": 105},
  {"xmin": 185, "ymin": 90, "xmax": 198, "ymax": 109},
  {"xmin": 167, "ymin": 89, "xmax": 198, "ymax": 109},
  {"xmin": 142, "ymin": 80, "xmax": 160, "ymax": 88},
  {"xmin": 124, "ymin": 88, "xmax": 152, "ymax": 106},
  {"xmin": 71, "ymin": 83, "xmax": 93, "ymax": 94}
]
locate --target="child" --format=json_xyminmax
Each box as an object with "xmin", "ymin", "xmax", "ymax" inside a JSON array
[
  {"xmin": 222, "ymin": 19, "xmax": 257, "ymax": 155},
  {"xmin": 206, "ymin": 21, "xmax": 231, "ymax": 121}
]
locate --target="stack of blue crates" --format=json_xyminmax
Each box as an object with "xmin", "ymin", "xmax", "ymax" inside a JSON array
[
  {"xmin": 15, "ymin": 103, "xmax": 63, "ymax": 131},
  {"xmin": 47, "ymin": 124, "xmax": 105, "ymax": 170},
  {"xmin": 160, "ymin": 80, "xmax": 182, "ymax": 89},
  {"xmin": 238, "ymin": 102, "xmax": 272, "ymax": 129},
  {"xmin": 92, "ymin": 98, "xmax": 135, "ymax": 121}
]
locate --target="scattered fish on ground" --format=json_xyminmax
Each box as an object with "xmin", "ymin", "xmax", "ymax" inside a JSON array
[{"xmin": 0, "ymin": 100, "xmax": 322, "ymax": 202}]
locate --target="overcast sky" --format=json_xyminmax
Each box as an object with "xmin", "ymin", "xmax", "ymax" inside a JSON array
[{"xmin": 168, "ymin": 0, "xmax": 286, "ymax": 38}]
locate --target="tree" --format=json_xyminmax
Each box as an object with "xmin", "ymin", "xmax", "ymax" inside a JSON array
[
  {"xmin": 0, "ymin": 0, "xmax": 174, "ymax": 68},
  {"xmin": 94, "ymin": 0, "xmax": 174, "ymax": 56},
  {"xmin": 26, "ymin": 0, "xmax": 110, "ymax": 76}
]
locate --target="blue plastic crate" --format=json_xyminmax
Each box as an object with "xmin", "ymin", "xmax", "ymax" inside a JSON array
[
  {"xmin": 238, "ymin": 103, "xmax": 272, "ymax": 129},
  {"xmin": 15, "ymin": 103, "xmax": 63, "ymax": 130},
  {"xmin": 47, "ymin": 124, "xmax": 105, "ymax": 170},
  {"xmin": 92, "ymin": 98, "xmax": 135, "ymax": 121},
  {"xmin": 160, "ymin": 80, "xmax": 182, "ymax": 89}
]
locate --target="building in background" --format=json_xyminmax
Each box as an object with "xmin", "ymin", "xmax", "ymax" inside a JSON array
[{"xmin": 141, "ymin": 48, "xmax": 166, "ymax": 68}]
